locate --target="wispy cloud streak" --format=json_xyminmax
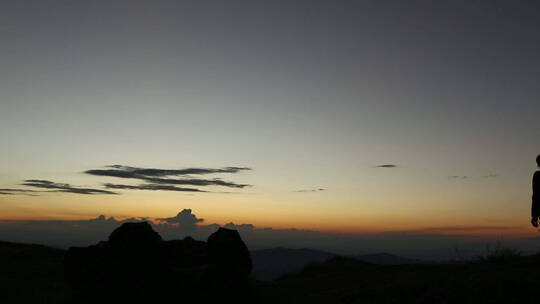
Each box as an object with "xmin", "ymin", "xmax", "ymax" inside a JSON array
[
  {"xmin": 86, "ymin": 165, "xmax": 250, "ymax": 178},
  {"xmin": 0, "ymin": 188, "xmax": 41, "ymax": 196},
  {"xmin": 1, "ymin": 165, "xmax": 251, "ymax": 196},
  {"xmin": 103, "ymin": 183, "xmax": 205, "ymax": 192},
  {"xmin": 293, "ymin": 188, "xmax": 326, "ymax": 193},
  {"xmin": 21, "ymin": 180, "xmax": 117, "ymax": 195},
  {"xmin": 85, "ymin": 165, "xmax": 252, "ymax": 192},
  {"xmin": 375, "ymin": 164, "xmax": 397, "ymax": 168},
  {"xmin": 139, "ymin": 177, "xmax": 249, "ymax": 188}
]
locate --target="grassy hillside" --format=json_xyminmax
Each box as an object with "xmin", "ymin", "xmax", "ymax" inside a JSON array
[
  {"xmin": 2, "ymin": 240, "xmax": 539, "ymax": 303},
  {"xmin": 0, "ymin": 241, "xmax": 67, "ymax": 303},
  {"xmin": 260, "ymin": 254, "xmax": 540, "ymax": 303}
]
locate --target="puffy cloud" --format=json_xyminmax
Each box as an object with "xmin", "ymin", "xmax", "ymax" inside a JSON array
[{"xmin": 158, "ymin": 209, "xmax": 204, "ymax": 227}]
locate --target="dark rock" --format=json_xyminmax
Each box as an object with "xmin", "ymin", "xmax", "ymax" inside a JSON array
[
  {"xmin": 107, "ymin": 221, "xmax": 161, "ymax": 247},
  {"xmin": 208, "ymin": 227, "xmax": 252, "ymax": 277},
  {"xmin": 64, "ymin": 222, "xmax": 254, "ymax": 303}
]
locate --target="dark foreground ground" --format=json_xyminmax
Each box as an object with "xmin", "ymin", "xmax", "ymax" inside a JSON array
[
  {"xmin": 0, "ymin": 241, "xmax": 68, "ymax": 303},
  {"xmin": 1, "ymin": 240, "xmax": 538, "ymax": 304}
]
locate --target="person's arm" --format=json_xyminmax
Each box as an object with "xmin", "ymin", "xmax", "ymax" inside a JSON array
[
  {"xmin": 532, "ymin": 172, "xmax": 540, "ymax": 227},
  {"xmin": 534, "ymin": 171, "xmax": 540, "ymax": 200}
]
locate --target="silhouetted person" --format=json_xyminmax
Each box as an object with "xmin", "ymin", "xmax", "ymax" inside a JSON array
[{"xmin": 531, "ymin": 154, "xmax": 540, "ymax": 227}]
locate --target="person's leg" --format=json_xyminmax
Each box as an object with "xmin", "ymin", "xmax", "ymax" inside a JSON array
[{"xmin": 532, "ymin": 199, "xmax": 539, "ymax": 227}]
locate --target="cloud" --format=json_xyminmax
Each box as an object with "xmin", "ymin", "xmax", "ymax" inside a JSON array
[
  {"xmin": 108, "ymin": 165, "xmax": 250, "ymax": 176},
  {"xmin": 103, "ymin": 183, "xmax": 205, "ymax": 192},
  {"xmin": 85, "ymin": 165, "xmax": 252, "ymax": 192},
  {"xmin": 141, "ymin": 177, "xmax": 249, "ymax": 188},
  {"xmin": 1, "ymin": 209, "xmax": 537, "ymax": 261},
  {"xmin": 0, "ymin": 188, "xmax": 41, "ymax": 196},
  {"xmin": 223, "ymin": 222, "xmax": 255, "ymax": 231},
  {"xmin": 447, "ymin": 174, "xmax": 498, "ymax": 180},
  {"xmin": 20, "ymin": 180, "xmax": 117, "ymax": 195},
  {"xmin": 294, "ymin": 188, "xmax": 326, "ymax": 193},
  {"xmin": 85, "ymin": 165, "xmax": 250, "ymax": 178},
  {"xmin": 375, "ymin": 164, "xmax": 397, "ymax": 168},
  {"xmin": 389, "ymin": 226, "xmax": 514, "ymax": 235},
  {"xmin": 158, "ymin": 209, "xmax": 204, "ymax": 229},
  {"xmin": 0, "ymin": 165, "xmax": 251, "ymax": 196},
  {"xmin": 0, "ymin": 215, "xmax": 143, "ymax": 247}
]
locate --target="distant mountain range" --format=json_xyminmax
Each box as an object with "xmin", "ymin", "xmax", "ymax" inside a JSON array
[
  {"xmin": 353, "ymin": 252, "xmax": 428, "ymax": 265},
  {"xmin": 250, "ymin": 247, "xmax": 428, "ymax": 280},
  {"xmin": 251, "ymin": 247, "xmax": 336, "ymax": 280}
]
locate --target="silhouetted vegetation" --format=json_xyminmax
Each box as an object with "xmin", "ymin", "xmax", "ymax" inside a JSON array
[{"xmin": 476, "ymin": 241, "xmax": 522, "ymax": 263}]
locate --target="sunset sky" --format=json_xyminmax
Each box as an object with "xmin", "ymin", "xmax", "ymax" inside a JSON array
[{"xmin": 1, "ymin": 0, "xmax": 539, "ymax": 246}]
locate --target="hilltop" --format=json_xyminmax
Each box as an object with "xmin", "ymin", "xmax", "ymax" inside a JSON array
[
  {"xmin": 251, "ymin": 247, "xmax": 428, "ymax": 280},
  {"xmin": 260, "ymin": 254, "xmax": 540, "ymax": 303},
  {"xmin": 2, "ymin": 235, "xmax": 540, "ymax": 303}
]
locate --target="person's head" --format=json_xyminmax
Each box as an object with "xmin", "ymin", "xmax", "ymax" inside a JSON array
[{"xmin": 537, "ymin": 154, "xmax": 540, "ymax": 168}]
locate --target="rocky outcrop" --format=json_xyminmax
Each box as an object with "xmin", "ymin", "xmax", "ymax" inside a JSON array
[
  {"xmin": 107, "ymin": 221, "xmax": 162, "ymax": 247},
  {"xmin": 64, "ymin": 222, "xmax": 253, "ymax": 303},
  {"xmin": 208, "ymin": 227, "xmax": 252, "ymax": 276}
]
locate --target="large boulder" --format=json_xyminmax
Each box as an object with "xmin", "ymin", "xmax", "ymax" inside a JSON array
[
  {"xmin": 107, "ymin": 221, "xmax": 161, "ymax": 248},
  {"xmin": 208, "ymin": 227, "xmax": 252, "ymax": 277},
  {"xmin": 64, "ymin": 222, "xmax": 253, "ymax": 303}
]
